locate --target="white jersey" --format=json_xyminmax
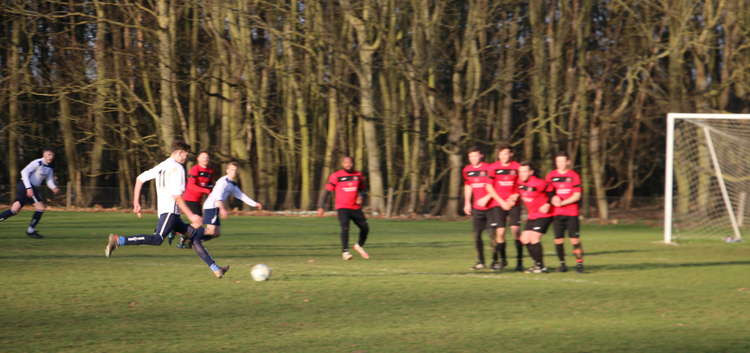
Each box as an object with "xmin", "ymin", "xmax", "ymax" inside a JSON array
[
  {"xmin": 137, "ymin": 157, "xmax": 186, "ymax": 215},
  {"xmin": 21, "ymin": 158, "xmax": 57, "ymax": 190},
  {"xmin": 202, "ymin": 176, "xmax": 258, "ymax": 210}
]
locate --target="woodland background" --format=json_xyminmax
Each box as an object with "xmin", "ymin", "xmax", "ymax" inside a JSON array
[{"xmin": 1, "ymin": 0, "xmax": 749, "ymax": 217}]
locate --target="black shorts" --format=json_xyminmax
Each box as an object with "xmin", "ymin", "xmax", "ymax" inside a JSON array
[
  {"xmin": 337, "ymin": 208, "xmax": 368, "ymax": 230},
  {"xmin": 203, "ymin": 208, "xmax": 221, "ymax": 226},
  {"xmin": 553, "ymin": 215, "xmax": 580, "ymax": 239},
  {"xmin": 472, "ymin": 208, "xmax": 492, "ymax": 232},
  {"xmin": 15, "ymin": 181, "xmax": 43, "ymax": 206},
  {"xmin": 524, "ymin": 217, "xmax": 553, "ymax": 234},
  {"xmin": 186, "ymin": 200, "xmax": 202, "ymax": 216},
  {"xmin": 154, "ymin": 213, "xmax": 189, "ymax": 237},
  {"xmin": 489, "ymin": 204, "xmax": 522, "ymax": 228}
]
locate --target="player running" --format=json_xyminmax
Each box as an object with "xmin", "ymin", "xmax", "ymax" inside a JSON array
[
  {"xmin": 517, "ymin": 161, "xmax": 552, "ymax": 273},
  {"xmin": 104, "ymin": 141, "xmax": 230, "ymax": 279},
  {"xmin": 317, "ymin": 156, "xmax": 370, "ymax": 261},
  {"xmin": 0, "ymin": 149, "xmax": 60, "ymax": 238},
  {"xmin": 486, "ymin": 144, "xmax": 523, "ymax": 271},
  {"xmin": 546, "ymin": 151, "xmax": 584, "ymax": 273},
  {"xmin": 462, "ymin": 147, "xmax": 503, "ymax": 270},
  {"xmin": 200, "ymin": 161, "xmax": 262, "ymax": 240},
  {"xmin": 177, "ymin": 151, "xmax": 215, "ymax": 248}
]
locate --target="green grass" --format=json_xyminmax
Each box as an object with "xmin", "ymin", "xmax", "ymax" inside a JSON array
[{"xmin": 1, "ymin": 211, "xmax": 749, "ymax": 353}]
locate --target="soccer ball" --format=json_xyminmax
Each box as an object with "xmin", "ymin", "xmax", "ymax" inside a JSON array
[{"xmin": 250, "ymin": 264, "xmax": 271, "ymax": 281}]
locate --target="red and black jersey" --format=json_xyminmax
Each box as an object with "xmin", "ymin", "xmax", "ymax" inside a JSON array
[
  {"xmin": 517, "ymin": 175, "xmax": 553, "ymax": 220},
  {"xmin": 487, "ymin": 160, "xmax": 520, "ymax": 208},
  {"xmin": 325, "ymin": 169, "xmax": 366, "ymax": 210},
  {"xmin": 183, "ymin": 164, "xmax": 215, "ymax": 202},
  {"xmin": 546, "ymin": 169, "xmax": 582, "ymax": 216},
  {"xmin": 462, "ymin": 162, "xmax": 493, "ymax": 211}
]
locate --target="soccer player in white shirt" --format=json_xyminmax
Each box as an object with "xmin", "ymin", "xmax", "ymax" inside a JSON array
[
  {"xmin": 104, "ymin": 141, "xmax": 230, "ymax": 278},
  {"xmin": 0, "ymin": 149, "xmax": 60, "ymax": 239},
  {"xmin": 199, "ymin": 161, "xmax": 262, "ymax": 240}
]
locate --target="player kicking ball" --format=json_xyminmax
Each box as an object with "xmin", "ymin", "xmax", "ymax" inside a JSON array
[
  {"xmin": 104, "ymin": 141, "xmax": 230, "ymax": 279},
  {"xmin": 317, "ymin": 156, "xmax": 370, "ymax": 261},
  {"xmin": 0, "ymin": 148, "xmax": 60, "ymax": 239},
  {"xmin": 546, "ymin": 151, "xmax": 584, "ymax": 273},
  {"xmin": 517, "ymin": 162, "xmax": 553, "ymax": 273},
  {"xmin": 197, "ymin": 161, "xmax": 262, "ymax": 243}
]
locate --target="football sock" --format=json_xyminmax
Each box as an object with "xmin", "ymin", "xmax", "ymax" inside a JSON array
[
  {"xmin": 28, "ymin": 211, "xmax": 43, "ymax": 232},
  {"xmin": 209, "ymin": 263, "xmax": 220, "ymax": 272},
  {"xmin": 515, "ymin": 240, "xmax": 523, "ymax": 263},
  {"xmin": 555, "ymin": 243, "xmax": 566, "ymax": 263},
  {"xmin": 526, "ymin": 243, "xmax": 544, "ymax": 267},
  {"xmin": 357, "ymin": 222, "xmax": 369, "ymax": 247},
  {"xmin": 491, "ymin": 241, "xmax": 499, "ymax": 263},
  {"xmin": 123, "ymin": 234, "xmax": 165, "ymax": 246},
  {"xmin": 474, "ymin": 229, "xmax": 485, "ymax": 264},
  {"xmin": 191, "ymin": 227, "xmax": 216, "ymax": 266},
  {"xmin": 497, "ymin": 241, "xmax": 507, "ymax": 261},
  {"xmin": 573, "ymin": 243, "xmax": 584, "ymax": 263},
  {"xmin": 0, "ymin": 209, "xmax": 16, "ymax": 221},
  {"xmin": 340, "ymin": 228, "xmax": 350, "ymax": 252}
]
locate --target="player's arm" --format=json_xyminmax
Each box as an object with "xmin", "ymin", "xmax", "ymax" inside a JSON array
[
  {"xmin": 46, "ymin": 168, "xmax": 60, "ymax": 194},
  {"xmin": 480, "ymin": 183, "xmax": 499, "ymax": 208},
  {"xmin": 317, "ymin": 176, "xmax": 336, "ymax": 216},
  {"xmin": 175, "ymin": 194, "xmax": 201, "ymax": 227},
  {"xmin": 463, "ymin": 184, "xmax": 473, "ymax": 215},
  {"xmin": 540, "ymin": 183, "xmax": 554, "ymax": 213},
  {"xmin": 232, "ymin": 188, "xmax": 262, "ymax": 210},
  {"xmin": 169, "ymin": 166, "xmax": 201, "ymax": 227},
  {"xmin": 20, "ymin": 161, "xmax": 35, "ymax": 197},
  {"xmin": 132, "ymin": 167, "xmax": 157, "ymax": 216},
  {"xmin": 559, "ymin": 174, "xmax": 583, "ymax": 206}
]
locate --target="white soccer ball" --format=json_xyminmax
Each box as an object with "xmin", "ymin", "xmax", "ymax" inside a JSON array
[{"xmin": 251, "ymin": 264, "xmax": 271, "ymax": 281}]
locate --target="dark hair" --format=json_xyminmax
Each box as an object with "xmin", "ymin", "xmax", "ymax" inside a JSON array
[
  {"xmin": 340, "ymin": 155, "xmax": 354, "ymax": 162},
  {"xmin": 554, "ymin": 151, "xmax": 569, "ymax": 159},
  {"xmin": 495, "ymin": 143, "xmax": 513, "ymax": 154},
  {"xmin": 197, "ymin": 151, "xmax": 210, "ymax": 157},
  {"xmin": 518, "ymin": 160, "xmax": 536, "ymax": 174},
  {"xmin": 42, "ymin": 147, "xmax": 55, "ymax": 154},
  {"xmin": 227, "ymin": 161, "xmax": 240, "ymax": 168},
  {"xmin": 171, "ymin": 140, "xmax": 191, "ymax": 153},
  {"xmin": 467, "ymin": 146, "xmax": 483, "ymax": 155}
]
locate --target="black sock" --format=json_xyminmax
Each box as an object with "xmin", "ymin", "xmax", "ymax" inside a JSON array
[
  {"xmin": 515, "ymin": 240, "xmax": 523, "ymax": 264},
  {"xmin": 29, "ymin": 211, "xmax": 43, "ymax": 230},
  {"xmin": 0, "ymin": 210, "xmax": 16, "ymax": 221},
  {"xmin": 526, "ymin": 243, "xmax": 544, "ymax": 267},
  {"xmin": 474, "ymin": 231, "xmax": 485, "ymax": 264},
  {"xmin": 573, "ymin": 243, "xmax": 584, "ymax": 263},
  {"xmin": 491, "ymin": 240, "xmax": 499, "ymax": 263},
  {"xmin": 497, "ymin": 242, "xmax": 507, "ymax": 261},
  {"xmin": 555, "ymin": 243, "xmax": 566, "ymax": 263}
]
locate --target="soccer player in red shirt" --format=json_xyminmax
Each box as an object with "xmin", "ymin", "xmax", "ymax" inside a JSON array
[
  {"xmin": 183, "ymin": 151, "xmax": 215, "ymax": 216},
  {"xmin": 463, "ymin": 147, "xmax": 504, "ymax": 270},
  {"xmin": 547, "ymin": 151, "xmax": 584, "ymax": 273},
  {"xmin": 317, "ymin": 156, "xmax": 370, "ymax": 260},
  {"xmin": 486, "ymin": 144, "xmax": 523, "ymax": 271},
  {"xmin": 517, "ymin": 162, "xmax": 552, "ymax": 273}
]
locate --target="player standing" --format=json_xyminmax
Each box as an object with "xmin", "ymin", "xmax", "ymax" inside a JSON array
[
  {"xmin": 317, "ymin": 156, "xmax": 370, "ymax": 261},
  {"xmin": 517, "ymin": 162, "xmax": 552, "ymax": 273},
  {"xmin": 546, "ymin": 151, "xmax": 584, "ymax": 273},
  {"xmin": 486, "ymin": 144, "xmax": 523, "ymax": 271},
  {"xmin": 462, "ymin": 147, "xmax": 503, "ymax": 270},
  {"xmin": 177, "ymin": 151, "xmax": 214, "ymax": 248},
  {"xmin": 104, "ymin": 141, "xmax": 230, "ymax": 278},
  {"xmin": 0, "ymin": 149, "xmax": 60, "ymax": 238},
  {"xmin": 200, "ymin": 161, "xmax": 263, "ymax": 239}
]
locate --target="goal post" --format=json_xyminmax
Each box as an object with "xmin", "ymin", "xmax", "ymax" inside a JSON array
[{"xmin": 664, "ymin": 113, "xmax": 750, "ymax": 243}]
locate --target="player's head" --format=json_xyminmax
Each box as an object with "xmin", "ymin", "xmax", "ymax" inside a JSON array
[
  {"xmin": 340, "ymin": 156, "xmax": 354, "ymax": 172},
  {"xmin": 170, "ymin": 140, "xmax": 191, "ymax": 164},
  {"xmin": 467, "ymin": 146, "xmax": 484, "ymax": 166},
  {"xmin": 554, "ymin": 151, "xmax": 570, "ymax": 171},
  {"xmin": 41, "ymin": 148, "xmax": 55, "ymax": 164},
  {"xmin": 496, "ymin": 143, "xmax": 513, "ymax": 164},
  {"xmin": 197, "ymin": 151, "xmax": 210, "ymax": 167},
  {"xmin": 226, "ymin": 161, "xmax": 239, "ymax": 180},
  {"xmin": 518, "ymin": 161, "xmax": 535, "ymax": 182}
]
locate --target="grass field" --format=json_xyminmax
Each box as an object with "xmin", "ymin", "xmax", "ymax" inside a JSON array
[{"xmin": 1, "ymin": 211, "xmax": 749, "ymax": 353}]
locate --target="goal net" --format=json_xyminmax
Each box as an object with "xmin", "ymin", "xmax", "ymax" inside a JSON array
[{"xmin": 664, "ymin": 113, "xmax": 750, "ymax": 243}]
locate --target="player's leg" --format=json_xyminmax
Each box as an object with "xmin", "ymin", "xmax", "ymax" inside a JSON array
[
  {"xmin": 509, "ymin": 205, "xmax": 523, "ymax": 271},
  {"xmin": 470, "ymin": 209, "xmax": 488, "ymax": 270},
  {"xmin": 202, "ymin": 208, "xmax": 221, "ymax": 241},
  {"xmin": 337, "ymin": 209, "xmax": 353, "ymax": 260},
  {"xmin": 179, "ymin": 219, "xmax": 228, "ymax": 278},
  {"xmin": 522, "ymin": 218, "xmax": 551, "ymax": 273},
  {"xmin": 491, "ymin": 208, "xmax": 507, "ymax": 270},
  {"xmin": 553, "ymin": 216, "xmax": 568, "ymax": 272},
  {"xmin": 24, "ymin": 187, "xmax": 47, "ymax": 238},
  {"xmin": 106, "ymin": 213, "xmax": 176, "ymax": 257},
  {"xmin": 1, "ymin": 182, "xmax": 32, "ymax": 223},
  {"xmin": 567, "ymin": 216, "xmax": 584, "ymax": 273},
  {"xmin": 487, "ymin": 207, "xmax": 501, "ymax": 268},
  {"xmin": 350, "ymin": 209, "xmax": 370, "ymax": 259}
]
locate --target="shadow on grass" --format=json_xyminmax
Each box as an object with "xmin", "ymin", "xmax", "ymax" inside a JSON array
[{"xmin": 586, "ymin": 260, "xmax": 750, "ymax": 271}]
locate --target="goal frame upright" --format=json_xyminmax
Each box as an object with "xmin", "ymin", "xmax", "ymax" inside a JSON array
[{"xmin": 664, "ymin": 113, "xmax": 750, "ymax": 244}]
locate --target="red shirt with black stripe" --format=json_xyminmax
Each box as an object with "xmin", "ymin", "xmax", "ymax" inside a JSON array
[
  {"xmin": 487, "ymin": 160, "xmax": 520, "ymax": 208},
  {"xmin": 325, "ymin": 169, "xmax": 366, "ymax": 210},
  {"xmin": 183, "ymin": 164, "xmax": 215, "ymax": 202},
  {"xmin": 462, "ymin": 162, "xmax": 493, "ymax": 211},
  {"xmin": 518, "ymin": 175, "xmax": 553, "ymax": 220},
  {"xmin": 546, "ymin": 169, "xmax": 582, "ymax": 216}
]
